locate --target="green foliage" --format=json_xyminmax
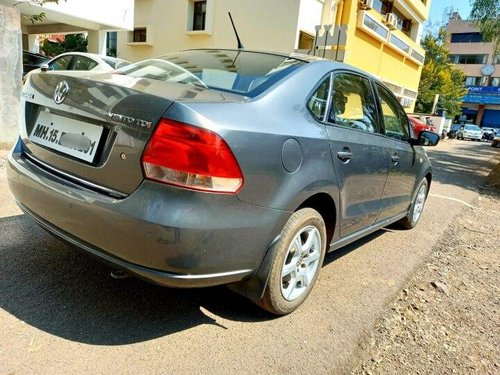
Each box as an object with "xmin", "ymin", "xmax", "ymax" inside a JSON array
[
  {"xmin": 470, "ymin": 0, "xmax": 500, "ymax": 55},
  {"xmin": 40, "ymin": 33, "xmax": 88, "ymax": 57},
  {"xmin": 415, "ymin": 28, "xmax": 467, "ymax": 118}
]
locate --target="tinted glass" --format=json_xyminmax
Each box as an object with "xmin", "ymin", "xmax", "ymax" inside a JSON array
[
  {"xmin": 119, "ymin": 50, "xmax": 307, "ymax": 97},
  {"xmin": 450, "ymin": 32, "xmax": 482, "ymax": 43},
  {"xmin": 50, "ymin": 56, "xmax": 72, "ymax": 70},
  {"xmin": 308, "ymin": 76, "xmax": 330, "ymax": 120},
  {"xmin": 72, "ymin": 56, "xmax": 98, "ymax": 71},
  {"xmin": 328, "ymin": 73, "xmax": 379, "ymax": 133},
  {"xmin": 376, "ymin": 84, "xmax": 409, "ymax": 140}
]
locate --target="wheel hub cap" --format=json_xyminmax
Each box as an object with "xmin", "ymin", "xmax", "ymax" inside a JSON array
[
  {"xmin": 280, "ymin": 226, "xmax": 321, "ymax": 301},
  {"xmin": 412, "ymin": 184, "xmax": 427, "ymax": 223}
]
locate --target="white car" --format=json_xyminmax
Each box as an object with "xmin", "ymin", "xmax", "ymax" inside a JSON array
[
  {"xmin": 23, "ymin": 52, "xmax": 130, "ymax": 82},
  {"xmin": 457, "ymin": 124, "xmax": 482, "ymax": 141}
]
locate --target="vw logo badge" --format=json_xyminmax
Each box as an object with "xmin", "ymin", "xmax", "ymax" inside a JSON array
[{"xmin": 53, "ymin": 81, "xmax": 69, "ymax": 104}]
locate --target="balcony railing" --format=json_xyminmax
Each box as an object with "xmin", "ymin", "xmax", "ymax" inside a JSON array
[{"xmin": 356, "ymin": 10, "xmax": 425, "ymax": 66}]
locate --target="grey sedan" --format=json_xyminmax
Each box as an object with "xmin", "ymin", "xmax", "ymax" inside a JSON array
[{"xmin": 8, "ymin": 49, "xmax": 439, "ymax": 315}]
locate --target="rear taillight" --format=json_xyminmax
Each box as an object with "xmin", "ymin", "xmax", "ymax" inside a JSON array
[{"xmin": 141, "ymin": 118, "xmax": 244, "ymax": 194}]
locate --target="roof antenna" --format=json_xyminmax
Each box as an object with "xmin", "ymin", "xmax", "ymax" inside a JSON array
[{"xmin": 228, "ymin": 12, "xmax": 244, "ymax": 49}]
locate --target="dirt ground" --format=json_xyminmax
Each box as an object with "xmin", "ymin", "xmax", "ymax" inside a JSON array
[{"xmin": 352, "ymin": 166, "xmax": 500, "ymax": 374}]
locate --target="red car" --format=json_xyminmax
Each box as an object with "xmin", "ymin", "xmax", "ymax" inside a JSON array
[{"xmin": 409, "ymin": 117, "xmax": 437, "ymax": 137}]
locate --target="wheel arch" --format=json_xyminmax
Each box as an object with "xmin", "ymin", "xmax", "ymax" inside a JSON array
[
  {"xmin": 229, "ymin": 191, "xmax": 337, "ymax": 303},
  {"xmin": 296, "ymin": 192, "xmax": 336, "ymax": 246}
]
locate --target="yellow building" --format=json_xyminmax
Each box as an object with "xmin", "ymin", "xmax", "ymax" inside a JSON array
[
  {"xmin": 322, "ymin": 0, "xmax": 430, "ymax": 112},
  {"xmin": 116, "ymin": 0, "xmax": 430, "ymax": 111}
]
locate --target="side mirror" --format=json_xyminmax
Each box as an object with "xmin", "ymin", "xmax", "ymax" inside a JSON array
[
  {"xmin": 417, "ymin": 130, "xmax": 440, "ymax": 146},
  {"xmin": 40, "ymin": 63, "xmax": 50, "ymax": 72}
]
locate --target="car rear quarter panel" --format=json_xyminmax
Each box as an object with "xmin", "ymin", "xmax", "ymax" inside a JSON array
[{"xmin": 163, "ymin": 62, "xmax": 340, "ymax": 215}]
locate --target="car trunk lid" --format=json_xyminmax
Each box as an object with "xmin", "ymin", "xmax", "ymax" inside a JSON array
[{"xmin": 21, "ymin": 72, "xmax": 243, "ymax": 196}]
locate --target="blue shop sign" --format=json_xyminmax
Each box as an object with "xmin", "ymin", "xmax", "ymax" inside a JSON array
[{"xmin": 463, "ymin": 86, "xmax": 500, "ymax": 105}]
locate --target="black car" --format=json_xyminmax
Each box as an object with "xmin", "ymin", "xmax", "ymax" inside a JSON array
[
  {"xmin": 447, "ymin": 123, "xmax": 461, "ymax": 139},
  {"xmin": 22, "ymin": 51, "xmax": 49, "ymax": 76}
]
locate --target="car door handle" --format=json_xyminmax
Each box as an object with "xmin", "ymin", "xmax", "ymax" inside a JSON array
[
  {"xmin": 337, "ymin": 149, "xmax": 353, "ymax": 162},
  {"xmin": 391, "ymin": 153, "xmax": 400, "ymax": 164}
]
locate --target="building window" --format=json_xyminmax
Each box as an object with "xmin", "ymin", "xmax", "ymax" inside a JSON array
[
  {"xmin": 449, "ymin": 54, "xmax": 488, "ymax": 64},
  {"xmin": 372, "ymin": 0, "xmax": 393, "ymax": 14},
  {"xmin": 106, "ymin": 32, "xmax": 117, "ymax": 57},
  {"xmin": 494, "ymin": 55, "xmax": 500, "ymax": 64},
  {"xmin": 133, "ymin": 28, "xmax": 147, "ymax": 43},
  {"xmin": 298, "ymin": 31, "xmax": 314, "ymax": 50},
  {"xmin": 491, "ymin": 77, "xmax": 500, "ymax": 87},
  {"xmin": 193, "ymin": 1, "xmax": 207, "ymax": 31},
  {"xmin": 450, "ymin": 32, "xmax": 483, "ymax": 43},
  {"xmin": 465, "ymin": 76, "xmax": 482, "ymax": 86}
]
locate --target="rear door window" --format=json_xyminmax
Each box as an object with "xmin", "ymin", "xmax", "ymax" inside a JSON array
[
  {"xmin": 50, "ymin": 56, "xmax": 73, "ymax": 70},
  {"xmin": 327, "ymin": 73, "xmax": 379, "ymax": 134},
  {"xmin": 72, "ymin": 56, "xmax": 98, "ymax": 71}
]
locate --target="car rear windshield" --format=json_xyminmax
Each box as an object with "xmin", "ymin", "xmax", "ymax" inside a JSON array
[{"xmin": 118, "ymin": 49, "xmax": 307, "ymax": 97}]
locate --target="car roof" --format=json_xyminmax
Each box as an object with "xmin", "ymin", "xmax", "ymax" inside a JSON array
[{"xmin": 48, "ymin": 52, "xmax": 110, "ymax": 61}]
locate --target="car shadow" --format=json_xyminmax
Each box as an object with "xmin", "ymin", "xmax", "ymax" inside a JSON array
[
  {"xmin": 0, "ymin": 214, "xmax": 272, "ymax": 346},
  {"xmin": 426, "ymin": 141, "xmax": 498, "ymax": 192}
]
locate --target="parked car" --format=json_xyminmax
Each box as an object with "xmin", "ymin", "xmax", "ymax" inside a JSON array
[
  {"xmin": 23, "ymin": 52, "xmax": 130, "ymax": 82},
  {"xmin": 447, "ymin": 123, "xmax": 461, "ymax": 139},
  {"xmin": 408, "ymin": 116, "xmax": 437, "ymax": 137},
  {"xmin": 7, "ymin": 49, "xmax": 439, "ymax": 315},
  {"xmin": 492, "ymin": 129, "xmax": 500, "ymax": 148},
  {"xmin": 481, "ymin": 127, "xmax": 496, "ymax": 141},
  {"xmin": 457, "ymin": 124, "xmax": 482, "ymax": 141},
  {"xmin": 22, "ymin": 50, "xmax": 49, "ymax": 76}
]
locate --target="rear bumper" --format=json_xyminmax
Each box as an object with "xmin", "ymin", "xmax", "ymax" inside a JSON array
[{"xmin": 7, "ymin": 146, "xmax": 289, "ymax": 288}]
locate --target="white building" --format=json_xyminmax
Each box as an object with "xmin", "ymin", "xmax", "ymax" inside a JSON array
[
  {"xmin": 0, "ymin": 0, "xmax": 134, "ymax": 145},
  {"xmin": 3, "ymin": 0, "xmax": 134, "ymax": 54}
]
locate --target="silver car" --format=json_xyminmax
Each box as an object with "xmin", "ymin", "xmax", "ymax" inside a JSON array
[
  {"xmin": 8, "ymin": 49, "xmax": 439, "ymax": 315},
  {"xmin": 457, "ymin": 124, "xmax": 482, "ymax": 141}
]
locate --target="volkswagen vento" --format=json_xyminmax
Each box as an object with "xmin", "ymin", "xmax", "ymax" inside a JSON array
[{"xmin": 7, "ymin": 49, "xmax": 439, "ymax": 315}]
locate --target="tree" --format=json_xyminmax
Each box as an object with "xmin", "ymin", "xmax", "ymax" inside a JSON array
[
  {"xmin": 13, "ymin": 0, "xmax": 64, "ymax": 24},
  {"xmin": 470, "ymin": 0, "xmax": 500, "ymax": 55},
  {"xmin": 415, "ymin": 28, "xmax": 467, "ymax": 118},
  {"xmin": 40, "ymin": 33, "xmax": 88, "ymax": 57}
]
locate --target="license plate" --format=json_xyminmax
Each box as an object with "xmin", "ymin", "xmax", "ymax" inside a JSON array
[{"xmin": 29, "ymin": 111, "xmax": 103, "ymax": 163}]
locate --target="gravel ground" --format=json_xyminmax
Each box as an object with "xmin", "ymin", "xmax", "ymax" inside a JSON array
[{"xmin": 352, "ymin": 177, "xmax": 500, "ymax": 374}]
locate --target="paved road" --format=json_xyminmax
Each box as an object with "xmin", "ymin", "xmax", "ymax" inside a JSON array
[{"xmin": 0, "ymin": 140, "xmax": 498, "ymax": 374}]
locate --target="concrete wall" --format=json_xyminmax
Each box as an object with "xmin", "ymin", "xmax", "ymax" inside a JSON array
[{"xmin": 0, "ymin": 5, "xmax": 21, "ymax": 148}]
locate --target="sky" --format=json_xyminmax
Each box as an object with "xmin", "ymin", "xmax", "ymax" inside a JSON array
[{"xmin": 425, "ymin": 0, "xmax": 472, "ymax": 33}]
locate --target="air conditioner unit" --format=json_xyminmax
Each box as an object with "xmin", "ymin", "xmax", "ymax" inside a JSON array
[
  {"xmin": 385, "ymin": 13, "xmax": 398, "ymax": 30},
  {"xmin": 359, "ymin": 0, "xmax": 373, "ymax": 10}
]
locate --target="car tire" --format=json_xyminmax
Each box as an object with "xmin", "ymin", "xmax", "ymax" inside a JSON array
[
  {"xmin": 258, "ymin": 208, "xmax": 326, "ymax": 315},
  {"xmin": 398, "ymin": 178, "xmax": 429, "ymax": 230}
]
